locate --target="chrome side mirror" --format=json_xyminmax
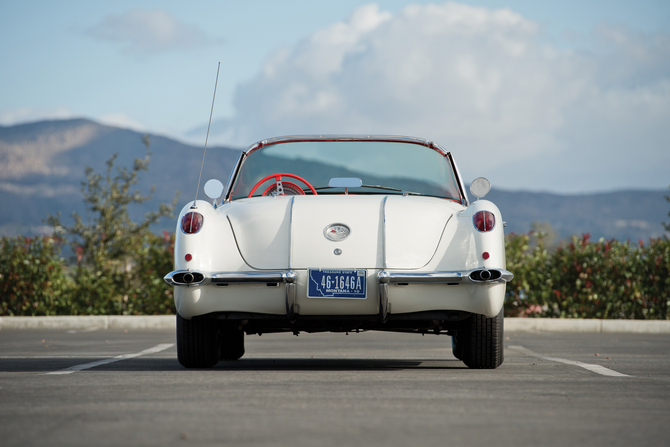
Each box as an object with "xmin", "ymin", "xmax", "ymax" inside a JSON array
[
  {"xmin": 470, "ymin": 177, "xmax": 491, "ymax": 200},
  {"xmin": 204, "ymin": 179, "xmax": 224, "ymax": 207}
]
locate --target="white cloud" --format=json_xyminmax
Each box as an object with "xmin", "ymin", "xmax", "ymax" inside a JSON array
[
  {"xmin": 0, "ymin": 107, "xmax": 77, "ymax": 126},
  {"xmin": 85, "ymin": 9, "xmax": 217, "ymax": 53},
  {"xmin": 203, "ymin": 2, "xmax": 670, "ymax": 193}
]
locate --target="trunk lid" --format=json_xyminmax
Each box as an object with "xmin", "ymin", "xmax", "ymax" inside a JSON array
[{"xmin": 226, "ymin": 195, "xmax": 457, "ymax": 270}]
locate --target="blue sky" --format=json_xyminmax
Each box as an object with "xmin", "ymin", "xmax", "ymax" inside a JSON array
[{"xmin": 1, "ymin": 1, "xmax": 669, "ymax": 193}]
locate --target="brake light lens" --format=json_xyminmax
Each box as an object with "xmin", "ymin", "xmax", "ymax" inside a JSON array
[
  {"xmin": 473, "ymin": 211, "xmax": 495, "ymax": 232},
  {"xmin": 181, "ymin": 212, "xmax": 204, "ymax": 234}
]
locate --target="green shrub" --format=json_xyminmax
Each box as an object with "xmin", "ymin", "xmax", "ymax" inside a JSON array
[
  {"xmin": 505, "ymin": 233, "xmax": 670, "ymax": 319},
  {"xmin": 0, "ymin": 135, "xmax": 179, "ymax": 317},
  {"xmin": 124, "ymin": 231, "xmax": 175, "ymax": 315},
  {"xmin": 45, "ymin": 135, "xmax": 178, "ymax": 316},
  {"xmin": 0, "ymin": 236, "xmax": 72, "ymax": 316},
  {"xmin": 59, "ymin": 231, "xmax": 175, "ymax": 316},
  {"xmin": 2, "ymin": 151, "xmax": 668, "ymax": 320}
]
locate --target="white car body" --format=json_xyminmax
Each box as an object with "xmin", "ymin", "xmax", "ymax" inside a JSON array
[{"xmin": 165, "ymin": 136, "xmax": 512, "ymax": 369}]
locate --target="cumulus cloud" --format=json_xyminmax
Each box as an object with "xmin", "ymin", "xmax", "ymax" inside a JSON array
[
  {"xmin": 201, "ymin": 2, "xmax": 670, "ymax": 192},
  {"xmin": 85, "ymin": 9, "xmax": 217, "ymax": 53}
]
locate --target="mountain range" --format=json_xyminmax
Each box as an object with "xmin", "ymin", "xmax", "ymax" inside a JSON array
[{"xmin": 1, "ymin": 118, "xmax": 668, "ymax": 242}]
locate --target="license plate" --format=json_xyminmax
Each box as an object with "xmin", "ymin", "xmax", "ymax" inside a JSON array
[{"xmin": 307, "ymin": 269, "xmax": 367, "ymax": 299}]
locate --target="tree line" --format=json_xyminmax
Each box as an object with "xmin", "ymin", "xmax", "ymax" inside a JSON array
[{"xmin": 1, "ymin": 138, "xmax": 669, "ymax": 318}]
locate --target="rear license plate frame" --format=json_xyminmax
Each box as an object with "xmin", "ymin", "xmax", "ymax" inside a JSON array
[{"xmin": 307, "ymin": 269, "xmax": 367, "ymax": 299}]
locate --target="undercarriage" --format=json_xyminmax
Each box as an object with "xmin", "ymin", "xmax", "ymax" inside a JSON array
[{"xmin": 209, "ymin": 310, "xmax": 472, "ymax": 336}]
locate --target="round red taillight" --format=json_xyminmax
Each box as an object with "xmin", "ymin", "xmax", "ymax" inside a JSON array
[
  {"xmin": 473, "ymin": 211, "xmax": 495, "ymax": 232},
  {"xmin": 181, "ymin": 212, "xmax": 204, "ymax": 234},
  {"xmin": 185, "ymin": 254, "xmax": 192, "ymax": 261},
  {"xmin": 482, "ymin": 252, "xmax": 490, "ymax": 260}
]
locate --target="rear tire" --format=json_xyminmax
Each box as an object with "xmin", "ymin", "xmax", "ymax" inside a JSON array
[
  {"xmin": 460, "ymin": 308, "xmax": 504, "ymax": 369},
  {"xmin": 220, "ymin": 322, "xmax": 245, "ymax": 361},
  {"xmin": 451, "ymin": 331, "xmax": 463, "ymax": 360},
  {"xmin": 176, "ymin": 314, "xmax": 220, "ymax": 368}
]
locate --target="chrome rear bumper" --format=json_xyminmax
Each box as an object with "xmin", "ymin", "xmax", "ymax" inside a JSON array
[
  {"xmin": 164, "ymin": 270, "xmax": 297, "ymax": 286},
  {"xmin": 378, "ymin": 268, "xmax": 513, "ymax": 285},
  {"xmin": 164, "ymin": 268, "xmax": 512, "ymax": 287},
  {"xmin": 164, "ymin": 268, "xmax": 513, "ymax": 321},
  {"xmin": 376, "ymin": 268, "xmax": 512, "ymax": 321}
]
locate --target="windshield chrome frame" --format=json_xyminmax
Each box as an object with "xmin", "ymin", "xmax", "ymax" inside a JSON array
[{"xmin": 223, "ymin": 135, "xmax": 466, "ymax": 204}]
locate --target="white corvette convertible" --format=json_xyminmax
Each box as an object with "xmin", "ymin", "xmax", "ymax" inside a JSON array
[{"xmin": 165, "ymin": 135, "xmax": 513, "ymax": 369}]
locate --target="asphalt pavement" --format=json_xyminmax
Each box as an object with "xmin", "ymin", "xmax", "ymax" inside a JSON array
[{"xmin": 1, "ymin": 326, "xmax": 669, "ymax": 447}]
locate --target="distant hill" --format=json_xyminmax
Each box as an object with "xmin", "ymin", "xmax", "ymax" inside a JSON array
[
  {"xmin": 0, "ymin": 118, "xmax": 668, "ymax": 241},
  {"xmin": 0, "ymin": 119, "xmax": 241, "ymax": 235},
  {"xmin": 487, "ymin": 189, "xmax": 668, "ymax": 242}
]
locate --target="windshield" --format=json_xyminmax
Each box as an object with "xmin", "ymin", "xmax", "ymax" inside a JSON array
[{"xmin": 229, "ymin": 140, "xmax": 463, "ymax": 202}]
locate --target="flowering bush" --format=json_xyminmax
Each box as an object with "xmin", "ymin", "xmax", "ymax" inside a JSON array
[
  {"xmin": 505, "ymin": 232, "xmax": 670, "ymax": 319},
  {"xmin": 0, "ymin": 236, "xmax": 72, "ymax": 316},
  {"xmin": 2, "ymin": 230, "xmax": 669, "ymax": 318},
  {"xmin": 1, "ymin": 148, "xmax": 668, "ymax": 320},
  {"xmin": 0, "ymin": 231, "xmax": 175, "ymax": 316},
  {"xmin": 0, "ymin": 135, "xmax": 178, "ymax": 317},
  {"xmin": 125, "ymin": 231, "xmax": 175, "ymax": 315}
]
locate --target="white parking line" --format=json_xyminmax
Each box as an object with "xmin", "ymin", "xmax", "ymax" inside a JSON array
[
  {"xmin": 508, "ymin": 345, "xmax": 631, "ymax": 377},
  {"xmin": 45, "ymin": 343, "xmax": 174, "ymax": 375},
  {"xmin": 1, "ymin": 355, "xmax": 121, "ymax": 359},
  {"xmin": 65, "ymin": 327, "xmax": 100, "ymax": 334}
]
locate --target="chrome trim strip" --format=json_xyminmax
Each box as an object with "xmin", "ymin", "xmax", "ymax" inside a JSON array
[
  {"xmin": 381, "ymin": 195, "xmax": 389, "ymax": 269},
  {"xmin": 447, "ymin": 152, "xmax": 468, "ymax": 206},
  {"xmin": 165, "ymin": 268, "xmax": 513, "ymax": 287},
  {"xmin": 377, "ymin": 269, "xmax": 513, "ymax": 285},
  {"xmin": 223, "ymin": 151, "xmax": 246, "ymax": 202},
  {"xmin": 164, "ymin": 269, "xmax": 297, "ymax": 286},
  {"xmin": 379, "ymin": 283, "xmax": 389, "ymax": 322},
  {"xmin": 288, "ymin": 196, "xmax": 295, "ymax": 269},
  {"xmin": 243, "ymin": 135, "xmax": 447, "ymax": 155},
  {"xmin": 285, "ymin": 282, "xmax": 296, "ymax": 321}
]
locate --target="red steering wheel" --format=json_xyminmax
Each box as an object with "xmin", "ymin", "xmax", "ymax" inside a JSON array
[{"xmin": 248, "ymin": 173, "xmax": 318, "ymax": 197}]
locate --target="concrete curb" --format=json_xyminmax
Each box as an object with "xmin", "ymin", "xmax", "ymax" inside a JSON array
[
  {"xmin": 506, "ymin": 318, "xmax": 670, "ymax": 334},
  {"xmin": 0, "ymin": 315, "xmax": 175, "ymax": 330},
  {"xmin": 1, "ymin": 316, "xmax": 669, "ymax": 333}
]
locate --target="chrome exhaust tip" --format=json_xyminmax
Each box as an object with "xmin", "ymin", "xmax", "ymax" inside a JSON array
[
  {"xmin": 468, "ymin": 269, "xmax": 502, "ymax": 282},
  {"xmin": 166, "ymin": 271, "xmax": 205, "ymax": 285},
  {"xmin": 183, "ymin": 272, "xmax": 195, "ymax": 284}
]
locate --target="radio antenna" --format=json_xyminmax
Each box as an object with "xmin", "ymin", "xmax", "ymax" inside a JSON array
[{"xmin": 192, "ymin": 62, "xmax": 221, "ymax": 209}]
